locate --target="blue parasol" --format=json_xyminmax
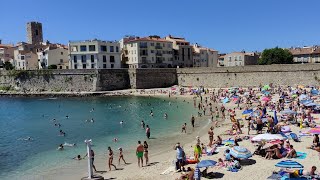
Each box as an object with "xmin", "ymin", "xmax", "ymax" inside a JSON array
[
  {"xmin": 196, "ymin": 160, "xmax": 217, "ymax": 168},
  {"xmin": 275, "ymin": 160, "xmax": 303, "ymax": 169}
]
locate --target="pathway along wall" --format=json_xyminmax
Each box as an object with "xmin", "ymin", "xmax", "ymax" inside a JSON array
[{"xmin": 177, "ymin": 64, "xmax": 320, "ymax": 88}]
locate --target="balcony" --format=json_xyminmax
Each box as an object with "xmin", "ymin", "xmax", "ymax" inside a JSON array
[
  {"xmin": 142, "ymin": 59, "xmax": 147, "ymax": 64},
  {"xmin": 140, "ymin": 52, "xmax": 148, "ymax": 56},
  {"xmin": 155, "ymin": 45, "xmax": 162, "ymax": 49},
  {"xmin": 139, "ymin": 45, "xmax": 148, "ymax": 48},
  {"xmin": 156, "ymin": 52, "xmax": 162, "ymax": 56}
]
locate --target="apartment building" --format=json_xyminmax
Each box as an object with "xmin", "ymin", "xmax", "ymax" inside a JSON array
[
  {"xmin": 288, "ymin": 46, "xmax": 320, "ymax": 63},
  {"xmin": 192, "ymin": 43, "xmax": 218, "ymax": 67},
  {"xmin": 223, "ymin": 51, "xmax": 259, "ymax": 67},
  {"xmin": 69, "ymin": 39, "xmax": 121, "ymax": 69},
  {"xmin": 217, "ymin": 54, "xmax": 226, "ymax": 67},
  {"xmin": 164, "ymin": 35, "xmax": 193, "ymax": 67},
  {"xmin": 122, "ymin": 35, "xmax": 173, "ymax": 68},
  {"xmin": 38, "ymin": 44, "xmax": 69, "ymax": 69},
  {"xmin": 0, "ymin": 42, "xmax": 15, "ymax": 66},
  {"xmin": 14, "ymin": 50, "xmax": 38, "ymax": 70}
]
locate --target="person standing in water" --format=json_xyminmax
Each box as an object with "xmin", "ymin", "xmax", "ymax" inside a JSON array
[
  {"xmin": 143, "ymin": 141, "xmax": 149, "ymax": 166},
  {"xmin": 136, "ymin": 141, "xmax": 144, "ymax": 167},
  {"xmin": 118, "ymin": 147, "xmax": 127, "ymax": 165},
  {"xmin": 146, "ymin": 125, "xmax": 150, "ymax": 139},
  {"xmin": 181, "ymin": 123, "xmax": 187, "ymax": 133},
  {"xmin": 141, "ymin": 120, "xmax": 145, "ymax": 129},
  {"xmin": 107, "ymin": 147, "xmax": 117, "ymax": 171}
]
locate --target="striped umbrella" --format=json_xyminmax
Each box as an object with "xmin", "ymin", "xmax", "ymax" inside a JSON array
[
  {"xmin": 229, "ymin": 146, "xmax": 252, "ymax": 159},
  {"xmin": 194, "ymin": 167, "xmax": 201, "ymax": 179},
  {"xmin": 275, "ymin": 160, "xmax": 304, "ymax": 168},
  {"xmin": 307, "ymin": 128, "xmax": 320, "ymax": 135}
]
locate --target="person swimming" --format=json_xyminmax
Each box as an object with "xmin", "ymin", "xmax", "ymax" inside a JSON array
[
  {"xmin": 57, "ymin": 144, "xmax": 64, "ymax": 150},
  {"xmin": 120, "ymin": 120, "xmax": 124, "ymax": 125},
  {"xmin": 90, "ymin": 108, "xmax": 95, "ymax": 113},
  {"xmin": 164, "ymin": 113, "xmax": 168, "ymax": 119},
  {"xmin": 59, "ymin": 130, "xmax": 66, "ymax": 136},
  {"xmin": 113, "ymin": 138, "xmax": 118, "ymax": 142},
  {"xmin": 64, "ymin": 142, "xmax": 76, "ymax": 147},
  {"xmin": 141, "ymin": 120, "xmax": 145, "ymax": 129},
  {"xmin": 150, "ymin": 110, "xmax": 154, "ymax": 116},
  {"xmin": 73, "ymin": 155, "xmax": 82, "ymax": 160},
  {"xmin": 65, "ymin": 115, "xmax": 69, "ymax": 119}
]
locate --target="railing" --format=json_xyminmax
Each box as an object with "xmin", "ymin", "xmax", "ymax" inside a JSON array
[
  {"xmin": 156, "ymin": 59, "xmax": 163, "ymax": 63},
  {"xmin": 155, "ymin": 46, "xmax": 162, "ymax": 49},
  {"xmin": 140, "ymin": 53, "xmax": 148, "ymax": 56},
  {"xmin": 139, "ymin": 45, "xmax": 148, "ymax": 48},
  {"xmin": 156, "ymin": 52, "xmax": 162, "ymax": 56}
]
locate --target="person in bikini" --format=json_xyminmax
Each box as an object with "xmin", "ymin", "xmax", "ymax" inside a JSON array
[
  {"xmin": 144, "ymin": 141, "xmax": 149, "ymax": 166},
  {"xmin": 107, "ymin": 147, "xmax": 117, "ymax": 171},
  {"xmin": 208, "ymin": 127, "xmax": 214, "ymax": 146}
]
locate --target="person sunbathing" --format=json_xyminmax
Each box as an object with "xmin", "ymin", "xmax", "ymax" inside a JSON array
[
  {"xmin": 283, "ymin": 166, "xmax": 317, "ymax": 178},
  {"xmin": 286, "ymin": 145, "xmax": 297, "ymax": 158},
  {"xmin": 212, "ymin": 136, "xmax": 222, "ymax": 145},
  {"xmin": 265, "ymin": 145, "xmax": 282, "ymax": 160}
]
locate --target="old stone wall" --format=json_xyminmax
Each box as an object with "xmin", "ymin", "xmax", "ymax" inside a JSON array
[
  {"xmin": 177, "ymin": 64, "xmax": 320, "ymax": 88},
  {"xmin": 96, "ymin": 69, "xmax": 130, "ymax": 91}
]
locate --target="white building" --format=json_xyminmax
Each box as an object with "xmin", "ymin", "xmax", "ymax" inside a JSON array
[
  {"xmin": 38, "ymin": 45, "xmax": 69, "ymax": 69},
  {"xmin": 69, "ymin": 39, "xmax": 121, "ymax": 69},
  {"xmin": 121, "ymin": 35, "xmax": 173, "ymax": 68},
  {"xmin": 192, "ymin": 43, "xmax": 218, "ymax": 67}
]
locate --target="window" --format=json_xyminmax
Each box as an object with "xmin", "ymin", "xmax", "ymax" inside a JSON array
[
  {"xmin": 90, "ymin": 55, "xmax": 94, "ymax": 62},
  {"xmin": 82, "ymin": 64, "xmax": 86, "ymax": 69},
  {"xmin": 81, "ymin": 55, "xmax": 86, "ymax": 62},
  {"xmin": 110, "ymin": 46, "xmax": 114, "ymax": 52},
  {"xmin": 60, "ymin": 59, "xmax": 63, "ymax": 63},
  {"xmin": 151, "ymin": 50, "xmax": 154, "ymax": 53},
  {"xmin": 239, "ymin": 56, "xmax": 242, "ymax": 60},
  {"xmin": 91, "ymin": 64, "xmax": 95, "ymax": 69},
  {"xmin": 103, "ymin": 55, "xmax": 107, "ymax": 62},
  {"xmin": 110, "ymin": 56, "xmax": 115, "ymax": 62},
  {"xmin": 73, "ymin": 56, "xmax": 77, "ymax": 62},
  {"xmin": 89, "ymin": 45, "xmax": 96, "ymax": 51},
  {"xmin": 116, "ymin": 46, "xmax": 119, "ymax": 52},
  {"xmin": 103, "ymin": 64, "xmax": 107, "ymax": 68},
  {"xmin": 74, "ymin": 64, "xmax": 77, "ymax": 69},
  {"xmin": 151, "ymin": 43, "xmax": 154, "ymax": 46},
  {"xmin": 35, "ymin": 30, "xmax": 39, "ymax": 36},
  {"xmin": 80, "ymin": 45, "xmax": 87, "ymax": 52},
  {"xmin": 111, "ymin": 64, "xmax": 114, "ymax": 68},
  {"xmin": 101, "ymin": 45, "xmax": 107, "ymax": 52},
  {"xmin": 72, "ymin": 46, "xmax": 78, "ymax": 52},
  {"xmin": 21, "ymin": 56, "xmax": 25, "ymax": 60},
  {"xmin": 228, "ymin": 56, "xmax": 231, "ymax": 62},
  {"xmin": 66, "ymin": 66, "xmax": 69, "ymax": 69},
  {"xmin": 61, "ymin": 52, "xmax": 63, "ymax": 55},
  {"xmin": 59, "ymin": 66, "xmax": 62, "ymax": 69}
]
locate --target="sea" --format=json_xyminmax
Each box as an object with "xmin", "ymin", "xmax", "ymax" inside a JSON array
[{"xmin": 0, "ymin": 96, "xmax": 201, "ymax": 179}]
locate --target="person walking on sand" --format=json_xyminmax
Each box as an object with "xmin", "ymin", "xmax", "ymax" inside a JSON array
[
  {"xmin": 208, "ymin": 127, "xmax": 214, "ymax": 147},
  {"xmin": 118, "ymin": 147, "xmax": 127, "ymax": 165},
  {"xmin": 191, "ymin": 115, "xmax": 195, "ymax": 130},
  {"xmin": 136, "ymin": 141, "xmax": 144, "ymax": 167},
  {"xmin": 144, "ymin": 141, "xmax": 149, "ymax": 165},
  {"xmin": 107, "ymin": 147, "xmax": 117, "ymax": 171},
  {"xmin": 181, "ymin": 123, "xmax": 187, "ymax": 133},
  {"xmin": 146, "ymin": 125, "xmax": 150, "ymax": 139},
  {"xmin": 84, "ymin": 149, "xmax": 97, "ymax": 172}
]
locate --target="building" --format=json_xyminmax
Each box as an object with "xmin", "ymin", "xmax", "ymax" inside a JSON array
[
  {"xmin": 122, "ymin": 35, "xmax": 173, "ymax": 68},
  {"xmin": 27, "ymin": 22, "xmax": 43, "ymax": 45},
  {"xmin": 192, "ymin": 43, "xmax": 218, "ymax": 67},
  {"xmin": 0, "ymin": 41, "xmax": 15, "ymax": 67},
  {"xmin": 69, "ymin": 39, "xmax": 121, "ymax": 69},
  {"xmin": 223, "ymin": 51, "xmax": 259, "ymax": 67},
  {"xmin": 217, "ymin": 53, "xmax": 226, "ymax": 67},
  {"xmin": 14, "ymin": 50, "xmax": 38, "ymax": 70},
  {"xmin": 38, "ymin": 44, "xmax": 69, "ymax": 69},
  {"xmin": 288, "ymin": 46, "xmax": 320, "ymax": 63},
  {"xmin": 164, "ymin": 35, "xmax": 193, "ymax": 67}
]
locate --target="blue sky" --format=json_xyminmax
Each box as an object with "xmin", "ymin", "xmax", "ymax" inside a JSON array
[{"xmin": 1, "ymin": 0, "xmax": 319, "ymax": 53}]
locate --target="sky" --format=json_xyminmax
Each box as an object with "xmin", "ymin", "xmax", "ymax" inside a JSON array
[{"xmin": 1, "ymin": 0, "xmax": 320, "ymax": 53}]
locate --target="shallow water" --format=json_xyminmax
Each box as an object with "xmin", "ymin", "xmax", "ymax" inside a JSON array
[{"xmin": 0, "ymin": 96, "xmax": 198, "ymax": 179}]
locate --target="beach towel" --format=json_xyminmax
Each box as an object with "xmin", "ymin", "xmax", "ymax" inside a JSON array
[
  {"xmin": 289, "ymin": 133, "xmax": 300, "ymax": 142},
  {"xmin": 295, "ymin": 152, "xmax": 307, "ymax": 160},
  {"xmin": 160, "ymin": 166, "xmax": 175, "ymax": 175}
]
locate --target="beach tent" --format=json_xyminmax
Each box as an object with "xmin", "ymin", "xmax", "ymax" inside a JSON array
[
  {"xmin": 229, "ymin": 146, "xmax": 252, "ymax": 159},
  {"xmin": 252, "ymin": 134, "xmax": 285, "ymax": 142},
  {"xmin": 275, "ymin": 160, "xmax": 303, "ymax": 168},
  {"xmin": 242, "ymin": 109, "xmax": 253, "ymax": 115}
]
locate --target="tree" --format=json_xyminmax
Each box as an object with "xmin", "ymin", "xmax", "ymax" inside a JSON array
[
  {"xmin": 48, "ymin": 65, "xmax": 57, "ymax": 69},
  {"xmin": 258, "ymin": 47, "xmax": 293, "ymax": 65},
  {"xmin": 3, "ymin": 61, "xmax": 14, "ymax": 70}
]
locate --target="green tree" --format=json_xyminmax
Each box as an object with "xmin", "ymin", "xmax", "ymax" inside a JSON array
[
  {"xmin": 48, "ymin": 65, "xmax": 57, "ymax": 69},
  {"xmin": 258, "ymin": 47, "xmax": 293, "ymax": 65},
  {"xmin": 3, "ymin": 61, "xmax": 14, "ymax": 70}
]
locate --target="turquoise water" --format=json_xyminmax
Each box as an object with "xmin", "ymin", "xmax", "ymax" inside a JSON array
[{"xmin": 0, "ymin": 96, "xmax": 197, "ymax": 179}]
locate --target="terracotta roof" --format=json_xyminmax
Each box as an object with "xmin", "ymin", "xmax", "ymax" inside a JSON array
[
  {"xmin": 0, "ymin": 44, "xmax": 13, "ymax": 48},
  {"xmin": 288, "ymin": 47, "xmax": 320, "ymax": 55},
  {"xmin": 126, "ymin": 37, "xmax": 170, "ymax": 43}
]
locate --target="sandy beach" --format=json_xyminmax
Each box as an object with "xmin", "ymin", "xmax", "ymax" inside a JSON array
[{"xmin": 20, "ymin": 86, "xmax": 320, "ymax": 180}]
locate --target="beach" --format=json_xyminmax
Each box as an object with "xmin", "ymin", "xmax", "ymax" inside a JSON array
[{"xmin": 2, "ymin": 86, "xmax": 320, "ymax": 180}]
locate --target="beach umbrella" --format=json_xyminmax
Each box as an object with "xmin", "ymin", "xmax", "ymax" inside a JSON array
[
  {"xmin": 252, "ymin": 134, "xmax": 285, "ymax": 142},
  {"xmin": 262, "ymin": 85, "xmax": 270, "ymax": 90},
  {"xmin": 305, "ymin": 102, "xmax": 317, "ymax": 107},
  {"xmin": 311, "ymin": 89, "xmax": 319, "ymax": 95},
  {"xmin": 196, "ymin": 160, "xmax": 217, "ymax": 168},
  {"xmin": 229, "ymin": 146, "xmax": 252, "ymax": 159},
  {"xmin": 261, "ymin": 97, "xmax": 270, "ymax": 102},
  {"xmin": 307, "ymin": 128, "xmax": 320, "ymax": 135},
  {"xmin": 299, "ymin": 94, "xmax": 308, "ymax": 101},
  {"xmin": 280, "ymin": 109, "xmax": 297, "ymax": 115},
  {"xmin": 275, "ymin": 160, "xmax": 304, "ymax": 169},
  {"xmin": 222, "ymin": 97, "xmax": 229, "ymax": 104},
  {"xmin": 194, "ymin": 167, "xmax": 201, "ymax": 179},
  {"xmin": 242, "ymin": 109, "xmax": 253, "ymax": 115}
]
